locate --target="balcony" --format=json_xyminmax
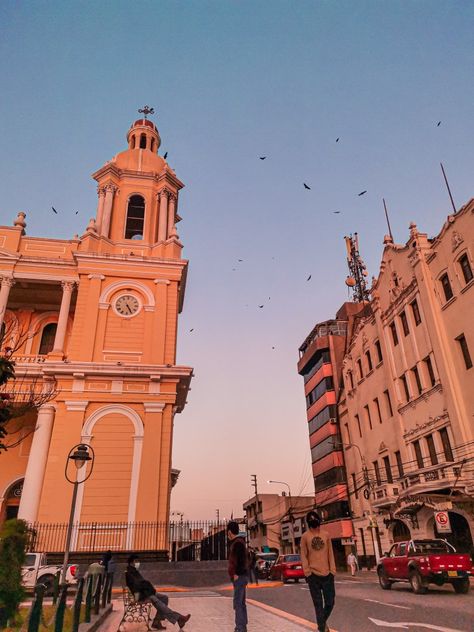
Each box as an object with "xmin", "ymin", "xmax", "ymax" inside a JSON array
[
  {"xmin": 371, "ymin": 483, "xmax": 400, "ymax": 509},
  {"xmin": 398, "ymin": 462, "xmax": 466, "ymax": 496}
]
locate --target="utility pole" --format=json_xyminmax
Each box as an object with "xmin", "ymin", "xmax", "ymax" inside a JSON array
[
  {"xmin": 251, "ymin": 474, "xmax": 258, "ymax": 496},
  {"xmin": 251, "ymin": 474, "xmax": 259, "ymax": 550},
  {"xmin": 216, "ymin": 508, "xmax": 220, "ymax": 523}
]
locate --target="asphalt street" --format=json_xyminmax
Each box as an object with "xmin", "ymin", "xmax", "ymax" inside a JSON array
[{"xmin": 245, "ymin": 574, "xmax": 474, "ymax": 632}]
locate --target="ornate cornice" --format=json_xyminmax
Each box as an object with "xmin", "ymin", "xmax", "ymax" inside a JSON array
[{"xmin": 403, "ymin": 408, "xmax": 449, "ymax": 440}]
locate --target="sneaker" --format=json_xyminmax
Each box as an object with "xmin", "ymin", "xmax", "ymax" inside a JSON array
[
  {"xmin": 151, "ymin": 623, "xmax": 166, "ymax": 630},
  {"xmin": 177, "ymin": 614, "xmax": 191, "ymax": 629}
]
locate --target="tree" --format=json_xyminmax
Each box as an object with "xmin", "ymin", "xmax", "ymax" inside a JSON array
[{"xmin": 0, "ymin": 518, "xmax": 28, "ymax": 627}]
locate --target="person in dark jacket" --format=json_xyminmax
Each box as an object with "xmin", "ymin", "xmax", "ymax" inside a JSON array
[
  {"xmin": 227, "ymin": 521, "xmax": 248, "ymax": 632},
  {"xmin": 125, "ymin": 554, "xmax": 190, "ymax": 630}
]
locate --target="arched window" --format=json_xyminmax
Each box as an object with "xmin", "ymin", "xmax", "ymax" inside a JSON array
[
  {"xmin": 125, "ymin": 195, "xmax": 145, "ymax": 240},
  {"xmin": 150, "ymin": 138, "xmax": 155, "ymax": 152},
  {"xmin": 139, "ymin": 134, "xmax": 147, "ymax": 149},
  {"xmin": 38, "ymin": 323, "xmax": 57, "ymax": 355},
  {"xmin": 130, "ymin": 135, "xmax": 136, "ymax": 149}
]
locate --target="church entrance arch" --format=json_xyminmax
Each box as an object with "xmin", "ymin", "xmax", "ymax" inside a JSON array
[
  {"xmin": 392, "ymin": 519, "xmax": 411, "ymax": 543},
  {"xmin": 0, "ymin": 479, "xmax": 24, "ymax": 522}
]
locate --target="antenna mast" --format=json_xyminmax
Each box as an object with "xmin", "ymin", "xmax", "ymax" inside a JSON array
[{"xmin": 344, "ymin": 233, "xmax": 370, "ymax": 303}]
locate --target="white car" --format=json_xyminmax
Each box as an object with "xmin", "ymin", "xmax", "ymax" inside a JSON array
[{"xmin": 22, "ymin": 552, "xmax": 78, "ymax": 593}]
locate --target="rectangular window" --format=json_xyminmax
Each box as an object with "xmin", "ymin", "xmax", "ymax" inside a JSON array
[
  {"xmin": 411, "ymin": 299, "xmax": 422, "ymax": 326},
  {"xmin": 366, "ymin": 351, "xmax": 373, "ymax": 372},
  {"xmin": 364, "ymin": 404, "xmax": 373, "ymax": 430},
  {"xmin": 355, "ymin": 414, "xmax": 362, "ymax": 438},
  {"xmin": 400, "ymin": 311, "xmax": 410, "ymax": 336},
  {"xmin": 351, "ymin": 473, "xmax": 359, "ymax": 499},
  {"xmin": 395, "ymin": 450, "xmax": 404, "ymax": 477},
  {"xmin": 456, "ymin": 334, "xmax": 473, "ymax": 370},
  {"xmin": 306, "ymin": 376, "xmax": 335, "ymax": 407},
  {"xmin": 401, "ymin": 373, "xmax": 410, "ymax": 402},
  {"xmin": 384, "ymin": 389, "xmax": 393, "ymax": 417},
  {"xmin": 390, "ymin": 322, "xmax": 399, "ymax": 346},
  {"xmin": 308, "ymin": 404, "xmax": 337, "ymax": 436},
  {"xmin": 413, "ymin": 440, "xmax": 424, "ymax": 469},
  {"xmin": 314, "ymin": 467, "xmax": 346, "ymax": 491},
  {"xmin": 344, "ymin": 422, "xmax": 352, "ymax": 445},
  {"xmin": 459, "ymin": 253, "xmax": 473, "ymax": 284},
  {"xmin": 357, "ymin": 359, "xmax": 364, "ymax": 380},
  {"xmin": 440, "ymin": 273, "xmax": 453, "ymax": 301},
  {"xmin": 426, "ymin": 434, "xmax": 438, "ymax": 466},
  {"xmin": 383, "ymin": 456, "xmax": 393, "ymax": 484},
  {"xmin": 424, "ymin": 356, "xmax": 436, "ymax": 387},
  {"xmin": 311, "ymin": 435, "xmax": 337, "ymax": 462},
  {"xmin": 348, "ymin": 371, "xmax": 354, "ymax": 389},
  {"xmin": 412, "ymin": 365, "xmax": 423, "ymax": 395},
  {"xmin": 375, "ymin": 340, "xmax": 383, "ymax": 363},
  {"xmin": 374, "ymin": 397, "xmax": 382, "ymax": 424},
  {"xmin": 439, "ymin": 427, "xmax": 454, "ymax": 462},
  {"xmin": 373, "ymin": 461, "xmax": 381, "ymax": 485},
  {"xmin": 302, "ymin": 349, "xmax": 331, "ymax": 383}
]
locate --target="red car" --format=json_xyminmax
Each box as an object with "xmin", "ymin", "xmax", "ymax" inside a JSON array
[
  {"xmin": 268, "ymin": 554, "xmax": 305, "ymax": 583},
  {"xmin": 378, "ymin": 539, "xmax": 471, "ymax": 594}
]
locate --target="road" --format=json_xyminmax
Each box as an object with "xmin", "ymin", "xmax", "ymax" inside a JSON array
[{"xmin": 245, "ymin": 573, "xmax": 474, "ymax": 632}]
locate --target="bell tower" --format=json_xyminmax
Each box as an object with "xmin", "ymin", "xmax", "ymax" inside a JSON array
[{"xmin": 91, "ymin": 107, "xmax": 183, "ymax": 259}]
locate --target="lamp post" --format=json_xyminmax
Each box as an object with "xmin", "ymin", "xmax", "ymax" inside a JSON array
[
  {"xmin": 61, "ymin": 444, "xmax": 95, "ymax": 585},
  {"xmin": 267, "ymin": 480, "xmax": 296, "ymax": 554}
]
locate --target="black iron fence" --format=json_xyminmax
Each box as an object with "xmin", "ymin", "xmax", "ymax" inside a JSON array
[{"xmin": 27, "ymin": 520, "xmax": 230, "ymax": 560}]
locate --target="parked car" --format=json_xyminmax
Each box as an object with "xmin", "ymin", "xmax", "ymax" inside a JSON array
[
  {"xmin": 377, "ymin": 539, "xmax": 471, "ymax": 594},
  {"xmin": 268, "ymin": 554, "xmax": 305, "ymax": 583},
  {"xmin": 22, "ymin": 552, "xmax": 78, "ymax": 594},
  {"xmin": 255, "ymin": 552, "xmax": 278, "ymax": 579}
]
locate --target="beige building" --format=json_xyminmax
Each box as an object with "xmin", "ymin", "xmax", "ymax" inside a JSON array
[
  {"xmin": 339, "ymin": 201, "xmax": 474, "ymax": 566},
  {"xmin": 243, "ymin": 493, "xmax": 313, "ymax": 553}
]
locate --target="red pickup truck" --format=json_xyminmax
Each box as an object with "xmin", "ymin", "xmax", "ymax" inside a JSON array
[{"xmin": 378, "ymin": 539, "xmax": 471, "ymax": 594}]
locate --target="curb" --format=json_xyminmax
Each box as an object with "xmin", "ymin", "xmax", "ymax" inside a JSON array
[
  {"xmin": 79, "ymin": 604, "xmax": 113, "ymax": 632},
  {"xmin": 247, "ymin": 598, "xmax": 338, "ymax": 631}
]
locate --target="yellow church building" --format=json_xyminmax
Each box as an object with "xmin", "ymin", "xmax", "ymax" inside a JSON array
[{"xmin": 0, "ymin": 114, "xmax": 193, "ymax": 552}]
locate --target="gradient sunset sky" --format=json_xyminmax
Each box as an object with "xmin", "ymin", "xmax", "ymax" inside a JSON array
[{"xmin": 1, "ymin": 1, "xmax": 473, "ymax": 518}]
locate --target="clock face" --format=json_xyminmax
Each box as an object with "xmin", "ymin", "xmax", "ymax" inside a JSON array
[{"xmin": 115, "ymin": 294, "xmax": 140, "ymax": 317}]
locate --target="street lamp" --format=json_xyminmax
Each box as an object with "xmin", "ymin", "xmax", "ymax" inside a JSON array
[
  {"xmin": 267, "ymin": 480, "xmax": 296, "ymax": 554},
  {"xmin": 61, "ymin": 443, "xmax": 95, "ymax": 584}
]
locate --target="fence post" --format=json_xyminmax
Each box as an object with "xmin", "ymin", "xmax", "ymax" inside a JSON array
[
  {"xmin": 52, "ymin": 570, "xmax": 60, "ymax": 605},
  {"xmin": 101, "ymin": 573, "xmax": 108, "ymax": 609},
  {"xmin": 84, "ymin": 576, "xmax": 93, "ymax": 623},
  {"xmin": 71, "ymin": 577, "xmax": 84, "ymax": 632},
  {"xmin": 93, "ymin": 574, "xmax": 102, "ymax": 615},
  {"xmin": 53, "ymin": 585, "xmax": 68, "ymax": 632},
  {"xmin": 27, "ymin": 584, "xmax": 45, "ymax": 632}
]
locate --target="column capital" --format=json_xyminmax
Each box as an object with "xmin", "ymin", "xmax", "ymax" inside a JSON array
[
  {"xmin": 61, "ymin": 280, "xmax": 76, "ymax": 293},
  {"xmin": 105, "ymin": 183, "xmax": 118, "ymax": 194},
  {"xmin": 143, "ymin": 402, "xmax": 166, "ymax": 413},
  {"xmin": 37, "ymin": 403, "xmax": 56, "ymax": 414},
  {"xmin": 158, "ymin": 188, "xmax": 171, "ymax": 199},
  {"xmin": 97, "ymin": 186, "xmax": 106, "ymax": 197},
  {"xmin": 168, "ymin": 192, "xmax": 177, "ymax": 203},
  {"xmin": 1, "ymin": 276, "xmax": 15, "ymax": 288}
]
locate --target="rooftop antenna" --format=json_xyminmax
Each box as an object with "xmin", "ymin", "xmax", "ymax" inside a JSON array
[
  {"xmin": 138, "ymin": 105, "xmax": 155, "ymax": 119},
  {"xmin": 382, "ymin": 198, "xmax": 394, "ymax": 241},
  {"xmin": 440, "ymin": 162, "xmax": 457, "ymax": 214},
  {"xmin": 344, "ymin": 233, "xmax": 370, "ymax": 303}
]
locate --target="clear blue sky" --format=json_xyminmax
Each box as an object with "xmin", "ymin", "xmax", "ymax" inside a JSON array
[{"xmin": 1, "ymin": 1, "xmax": 473, "ymax": 518}]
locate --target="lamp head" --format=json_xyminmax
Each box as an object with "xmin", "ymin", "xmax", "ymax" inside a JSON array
[{"xmin": 69, "ymin": 443, "xmax": 92, "ymax": 469}]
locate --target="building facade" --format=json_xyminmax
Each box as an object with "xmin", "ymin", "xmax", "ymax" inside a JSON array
[
  {"xmin": 297, "ymin": 303, "xmax": 367, "ymax": 566},
  {"xmin": 0, "ymin": 116, "xmax": 193, "ymax": 551},
  {"xmin": 339, "ymin": 203, "xmax": 474, "ymax": 565}
]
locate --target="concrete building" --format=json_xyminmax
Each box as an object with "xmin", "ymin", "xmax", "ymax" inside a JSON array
[
  {"xmin": 339, "ymin": 202, "xmax": 474, "ymax": 566},
  {"xmin": 0, "ymin": 114, "xmax": 193, "ymax": 552},
  {"xmin": 243, "ymin": 493, "xmax": 313, "ymax": 553},
  {"xmin": 297, "ymin": 302, "xmax": 367, "ymax": 566}
]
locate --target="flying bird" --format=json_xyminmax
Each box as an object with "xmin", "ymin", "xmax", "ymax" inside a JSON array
[
  {"xmin": 258, "ymin": 305, "xmax": 264, "ymax": 309},
  {"xmin": 238, "ymin": 259, "xmax": 243, "ymax": 262},
  {"xmin": 336, "ymin": 138, "xmax": 340, "ymax": 143},
  {"xmin": 272, "ymin": 346, "xmax": 275, "ymax": 350},
  {"xmin": 259, "ymin": 156, "xmax": 267, "ymax": 160},
  {"xmin": 303, "ymin": 183, "xmax": 311, "ymax": 190},
  {"xmin": 75, "ymin": 211, "xmax": 79, "ymax": 215},
  {"xmin": 333, "ymin": 211, "xmax": 341, "ymax": 214},
  {"xmin": 163, "ymin": 151, "xmax": 168, "ymax": 159},
  {"xmin": 189, "ymin": 328, "xmax": 194, "ymax": 332},
  {"xmin": 358, "ymin": 190, "xmax": 367, "ymax": 196},
  {"xmin": 437, "ymin": 121, "xmax": 441, "ymax": 127},
  {"xmin": 52, "ymin": 206, "xmax": 58, "ymax": 214},
  {"xmin": 307, "ymin": 274, "xmax": 312, "ymax": 281}
]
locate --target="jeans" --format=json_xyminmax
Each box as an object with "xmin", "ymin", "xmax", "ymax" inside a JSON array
[
  {"xmin": 233, "ymin": 574, "xmax": 248, "ymax": 631},
  {"xmin": 307, "ymin": 573, "xmax": 335, "ymax": 632},
  {"xmin": 149, "ymin": 593, "xmax": 181, "ymax": 625}
]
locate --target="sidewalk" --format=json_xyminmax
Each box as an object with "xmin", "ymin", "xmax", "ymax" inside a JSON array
[{"xmin": 99, "ymin": 591, "xmax": 323, "ymax": 632}]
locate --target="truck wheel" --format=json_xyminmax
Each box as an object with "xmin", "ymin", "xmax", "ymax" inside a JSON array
[
  {"xmin": 37, "ymin": 574, "xmax": 55, "ymax": 596},
  {"xmin": 452, "ymin": 578, "xmax": 470, "ymax": 594},
  {"xmin": 377, "ymin": 568, "xmax": 393, "ymax": 590},
  {"xmin": 409, "ymin": 569, "xmax": 428, "ymax": 594}
]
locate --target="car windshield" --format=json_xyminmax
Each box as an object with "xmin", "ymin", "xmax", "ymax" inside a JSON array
[
  {"xmin": 410, "ymin": 540, "xmax": 453, "ymax": 555},
  {"xmin": 257, "ymin": 554, "xmax": 277, "ymax": 561},
  {"xmin": 283, "ymin": 555, "xmax": 301, "ymax": 562}
]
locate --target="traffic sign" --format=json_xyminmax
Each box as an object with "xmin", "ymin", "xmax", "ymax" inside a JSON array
[{"xmin": 434, "ymin": 511, "xmax": 452, "ymax": 534}]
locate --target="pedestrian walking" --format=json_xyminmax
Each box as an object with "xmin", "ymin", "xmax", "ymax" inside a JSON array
[
  {"xmin": 247, "ymin": 547, "xmax": 259, "ymax": 585},
  {"xmin": 227, "ymin": 520, "xmax": 249, "ymax": 632},
  {"xmin": 347, "ymin": 551, "xmax": 358, "ymax": 576},
  {"xmin": 125, "ymin": 554, "xmax": 191, "ymax": 629},
  {"xmin": 85, "ymin": 560, "xmax": 105, "ymax": 598},
  {"xmin": 301, "ymin": 510, "xmax": 336, "ymax": 632}
]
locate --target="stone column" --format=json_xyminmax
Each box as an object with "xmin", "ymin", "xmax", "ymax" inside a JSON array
[
  {"xmin": 167, "ymin": 193, "xmax": 177, "ymax": 239},
  {"xmin": 158, "ymin": 189, "xmax": 169, "ymax": 242},
  {"xmin": 52, "ymin": 281, "xmax": 75, "ymax": 354},
  {"xmin": 0, "ymin": 277, "xmax": 14, "ymax": 332},
  {"xmin": 100, "ymin": 184, "xmax": 117, "ymax": 238},
  {"xmin": 95, "ymin": 187, "xmax": 106, "ymax": 233},
  {"xmin": 18, "ymin": 405, "xmax": 55, "ymax": 522}
]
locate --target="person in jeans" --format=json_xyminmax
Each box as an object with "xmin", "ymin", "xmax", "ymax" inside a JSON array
[
  {"xmin": 301, "ymin": 510, "xmax": 336, "ymax": 632},
  {"xmin": 227, "ymin": 521, "xmax": 248, "ymax": 632},
  {"xmin": 125, "ymin": 554, "xmax": 191, "ymax": 629}
]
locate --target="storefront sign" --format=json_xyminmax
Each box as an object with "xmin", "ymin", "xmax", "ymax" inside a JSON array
[{"xmin": 434, "ymin": 511, "xmax": 452, "ymax": 534}]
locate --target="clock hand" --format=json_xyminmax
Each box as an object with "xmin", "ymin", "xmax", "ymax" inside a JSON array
[{"xmin": 126, "ymin": 304, "xmax": 132, "ymax": 314}]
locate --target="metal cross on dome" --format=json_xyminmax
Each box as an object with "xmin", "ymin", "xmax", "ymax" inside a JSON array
[{"xmin": 138, "ymin": 105, "xmax": 155, "ymax": 119}]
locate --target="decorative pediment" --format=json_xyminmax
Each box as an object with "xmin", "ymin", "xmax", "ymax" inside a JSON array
[
  {"xmin": 451, "ymin": 230, "xmax": 464, "ymax": 252},
  {"xmin": 378, "ymin": 442, "xmax": 388, "ymax": 453}
]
